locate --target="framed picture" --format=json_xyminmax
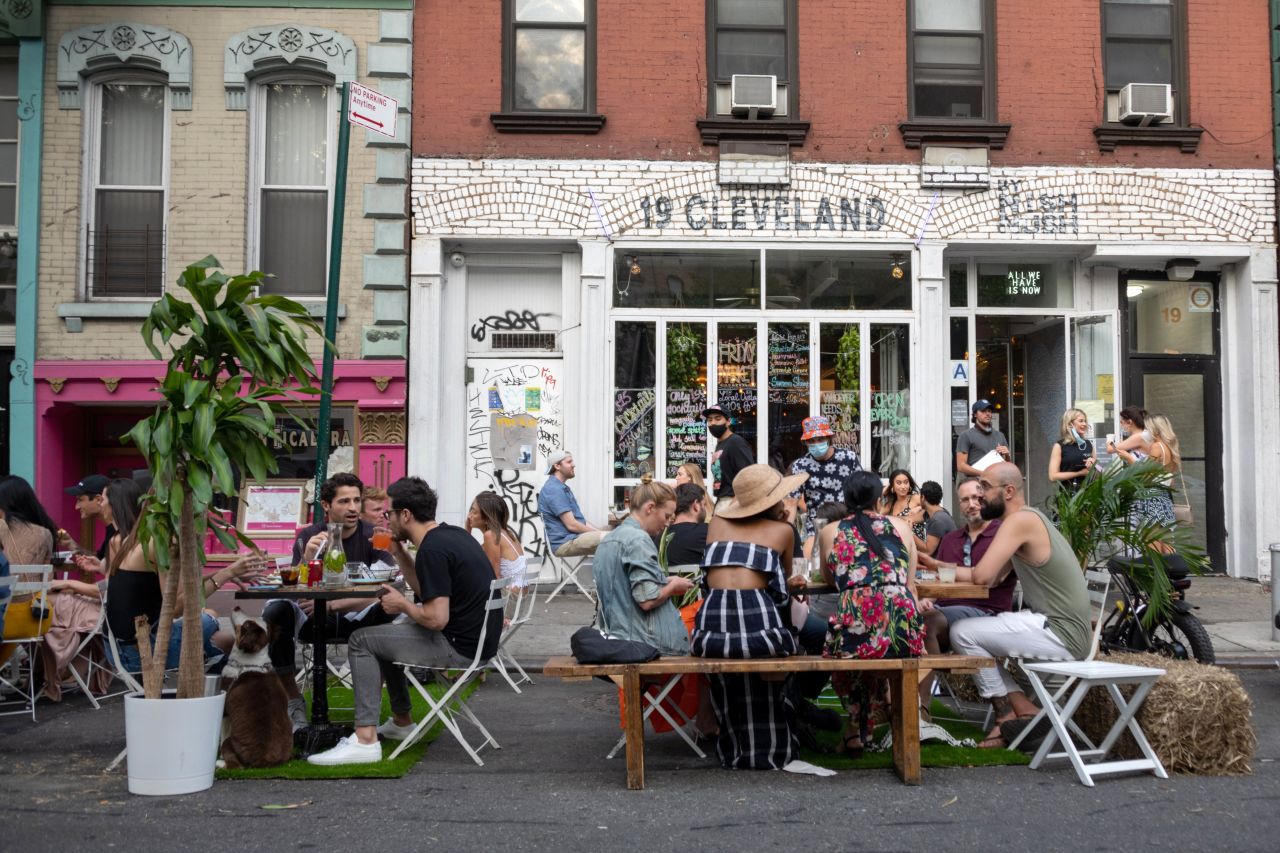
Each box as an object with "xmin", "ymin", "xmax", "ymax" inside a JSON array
[{"xmin": 238, "ymin": 480, "xmax": 309, "ymax": 538}]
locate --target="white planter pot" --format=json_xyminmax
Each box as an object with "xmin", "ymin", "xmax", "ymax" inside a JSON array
[{"xmin": 124, "ymin": 691, "xmax": 226, "ymax": 796}]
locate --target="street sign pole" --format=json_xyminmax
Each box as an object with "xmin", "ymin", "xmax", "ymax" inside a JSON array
[{"xmin": 311, "ymin": 82, "xmax": 352, "ymax": 524}]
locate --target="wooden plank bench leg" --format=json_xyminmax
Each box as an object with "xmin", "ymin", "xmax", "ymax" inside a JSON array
[
  {"xmin": 890, "ymin": 660, "xmax": 922, "ymax": 785},
  {"xmin": 622, "ymin": 667, "xmax": 646, "ymax": 790}
]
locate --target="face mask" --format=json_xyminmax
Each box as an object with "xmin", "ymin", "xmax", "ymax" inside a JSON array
[
  {"xmin": 708, "ymin": 424, "xmax": 728, "ymax": 439},
  {"xmin": 1072, "ymin": 428, "xmax": 1088, "ymax": 449},
  {"xmin": 807, "ymin": 442, "xmax": 830, "ymax": 459}
]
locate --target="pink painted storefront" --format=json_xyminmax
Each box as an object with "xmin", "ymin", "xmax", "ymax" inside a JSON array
[{"xmin": 32, "ymin": 359, "xmax": 407, "ymax": 550}]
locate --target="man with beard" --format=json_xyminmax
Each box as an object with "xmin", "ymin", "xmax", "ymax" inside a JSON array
[{"xmin": 946, "ymin": 462, "xmax": 1092, "ymax": 749}]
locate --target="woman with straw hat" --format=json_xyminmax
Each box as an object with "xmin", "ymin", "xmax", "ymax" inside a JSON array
[{"xmin": 692, "ymin": 464, "xmax": 808, "ymax": 770}]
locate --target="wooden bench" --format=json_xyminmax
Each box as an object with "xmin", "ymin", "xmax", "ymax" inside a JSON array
[{"xmin": 543, "ymin": 653, "xmax": 994, "ymax": 789}]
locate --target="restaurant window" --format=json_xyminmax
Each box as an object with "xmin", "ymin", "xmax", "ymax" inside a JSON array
[
  {"xmin": 908, "ymin": 0, "xmax": 994, "ymax": 121},
  {"xmin": 708, "ymin": 0, "xmax": 797, "ymax": 118},
  {"xmin": 86, "ymin": 78, "xmax": 167, "ymax": 298},
  {"xmin": 614, "ymin": 249, "xmax": 760, "ymax": 310},
  {"xmin": 495, "ymin": 0, "xmax": 601, "ymax": 132},
  {"xmin": 665, "ymin": 322, "xmax": 708, "ymax": 477},
  {"xmin": 818, "ymin": 322, "xmax": 860, "ymax": 464},
  {"xmin": 613, "ymin": 321, "xmax": 657, "ymax": 480},
  {"xmin": 870, "ymin": 324, "xmax": 911, "ymax": 476},
  {"xmin": 252, "ymin": 80, "xmax": 332, "ymax": 296},
  {"xmin": 1126, "ymin": 279, "xmax": 1215, "ymax": 356},
  {"xmin": 975, "ymin": 260, "xmax": 1074, "ymax": 309},
  {"xmin": 1101, "ymin": 0, "xmax": 1185, "ymax": 124},
  {"xmin": 0, "ymin": 53, "xmax": 16, "ymax": 325},
  {"xmin": 767, "ymin": 250, "xmax": 912, "ymax": 310}
]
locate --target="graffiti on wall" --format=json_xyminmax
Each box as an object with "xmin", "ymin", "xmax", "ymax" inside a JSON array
[
  {"xmin": 470, "ymin": 310, "xmax": 553, "ymax": 343},
  {"xmin": 466, "ymin": 361, "xmax": 562, "ymax": 561}
]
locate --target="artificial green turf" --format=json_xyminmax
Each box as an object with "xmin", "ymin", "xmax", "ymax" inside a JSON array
[
  {"xmin": 216, "ymin": 679, "xmax": 478, "ymax": 781},
  {"xmin": 799, "ymin": 699, "xmax": 1031, "ymax": 770}
]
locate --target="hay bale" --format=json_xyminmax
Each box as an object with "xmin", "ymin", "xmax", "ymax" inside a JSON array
[
  {"xmin": 1074, "ymin": 652, "xmax": 1255, "ymax": 776},
  {"xmin": 943, "ymin": 672, "xmax": 983, "ymax": 704}
]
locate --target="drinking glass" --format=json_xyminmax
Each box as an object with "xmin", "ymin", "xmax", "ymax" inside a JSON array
[
  {"xmin": 371, "ymin": 529, "xmax": 393, "ymax": 551},
  {"xmin": 937, "ymin": 563, "xmax": 957, "ymax": 584}
]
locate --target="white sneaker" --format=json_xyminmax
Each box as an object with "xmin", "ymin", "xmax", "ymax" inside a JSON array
[
  {"xmin": 287, "ymin": 698, "xmax": 308, "ymax": 732},
  {"xmin": 377, "ymin": 718, "xmax": 416, "ymax": 741},
  {"xmin": 306, "ymin": 734, "xmax": 382, "ymax": 766}
]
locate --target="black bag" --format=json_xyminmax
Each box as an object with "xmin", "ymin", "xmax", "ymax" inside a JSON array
[{"xmin": 570, "ymin": 626, "xmax": 660, "ymax": 664}]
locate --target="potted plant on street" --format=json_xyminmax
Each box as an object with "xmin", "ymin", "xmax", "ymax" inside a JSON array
[{"xmin": 122, "ymin": 257, "xmax": 322, "ymax": 795}]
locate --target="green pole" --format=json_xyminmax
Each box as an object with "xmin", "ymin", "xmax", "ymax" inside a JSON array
[{"xmin": 312, "ymin": 82, "xmax": 351, "ymax": 524}]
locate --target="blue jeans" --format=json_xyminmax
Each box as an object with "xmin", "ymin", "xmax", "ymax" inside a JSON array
[{"xmin": 114, "ymin": 613, "xmax": 221, "ymax": 674}]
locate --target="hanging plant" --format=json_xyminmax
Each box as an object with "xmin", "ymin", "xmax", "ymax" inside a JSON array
[{"xmin": 667, "ymin": 323, "xmax": 702, "ymax": 389}]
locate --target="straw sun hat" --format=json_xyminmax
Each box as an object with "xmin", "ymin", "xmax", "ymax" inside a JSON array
[{"xmin": 715, "ymin": 464, "xmax": 808, "ymax": 519}]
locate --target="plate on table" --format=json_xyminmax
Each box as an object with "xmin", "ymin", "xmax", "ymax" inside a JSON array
[{"xmin": 349, "ymin": 577, "xmax": 387, "ymax": 585}]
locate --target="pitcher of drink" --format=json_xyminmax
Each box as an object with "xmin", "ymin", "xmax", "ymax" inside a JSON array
[{"xmin": 323, "ymin": 522, "xmax": 347, "ymax": 588}]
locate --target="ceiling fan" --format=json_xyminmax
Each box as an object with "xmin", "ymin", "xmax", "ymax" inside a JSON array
[{"xmin": 714, "ymin": 286, "xmax": 802, "ymax": 308}]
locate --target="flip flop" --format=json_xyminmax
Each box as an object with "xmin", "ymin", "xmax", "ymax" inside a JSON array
[{"xmin": 1000, "ymin": 715, "xmax": 1053, "ymax": 752}]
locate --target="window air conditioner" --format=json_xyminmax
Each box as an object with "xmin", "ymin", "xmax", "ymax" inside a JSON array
[
  {"xmin": 731, "ymin": 74, "xmax": 777, "ymax": 117},
  {"xmin": 1118, "ymin": 83, "xmax": 1173, "ymax": 126}
]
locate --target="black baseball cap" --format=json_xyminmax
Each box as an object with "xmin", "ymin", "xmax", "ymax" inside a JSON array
[
  {"xmin": 65, "ymin": 474, "xmax": 110, "ymax": 497},
  {"xmin": 701, "ymin": 404, "xmax": 729, "ymax": 419},
  {"xmin": 971, "ymin": 399, "xmax": 995, "ymax": 415}
]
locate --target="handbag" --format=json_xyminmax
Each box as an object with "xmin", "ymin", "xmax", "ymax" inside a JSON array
[
  {"xmin": 570, "ymin": 626, "xmax": 660, "ymax": 664},
  {"xmin": 1172, "ymin": 471, "xmax": 1194, "ymax": 526}
]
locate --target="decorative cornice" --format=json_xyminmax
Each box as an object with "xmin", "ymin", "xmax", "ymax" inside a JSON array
[
  {"xmin": 371, "ymin": 375, "xmax": 392, "ymax": 393},
  {"xmin": 58, "ymin": 23, "xmax": 193, "ymax": 110},
  {"xmin": 696, "ymin": 118, "xmax": 810, "ymax": 148},
  {"xmin": 490, "ymin": 112, "xmax": 606, "ymax": 134},
  {"xmin": 0, "ymin": 0, "xmax": 42, "ymax": 40},
  {"xmin": 1094, "ymin": 124, "xmax": 1204, "ymax": 154},
  {"xmin": 359, "ymin": 411, "xmax": 405, "ymax": 444},
  {"xmin": 101, "ymin": 377, "xmax": 121, "ymax": 393},
  {"xmin": 224, "ymin": 25, "xmax": 356, "ymax": 110},
  {"xmin": 46, "ymin": 377, "xmax": 65, "ymax": 394},
  {"xmin": 898, "ymin": 120, "xmax": 1012, "ymax": 150}
]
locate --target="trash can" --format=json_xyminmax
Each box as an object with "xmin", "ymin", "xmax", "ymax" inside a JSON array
[{"xmin": 1271, "ymin": 544, "xmax": 1280, "ymax": 641}]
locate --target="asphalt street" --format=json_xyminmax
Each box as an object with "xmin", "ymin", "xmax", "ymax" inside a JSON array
[{"xmin": 2, "ymin": 666, "xmax": 1278, "ymax": 852}]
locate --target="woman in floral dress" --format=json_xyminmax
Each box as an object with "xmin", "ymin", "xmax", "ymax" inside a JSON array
[{"xmin": 819, "ymin": 470, "xmax": 925, "ymax": 754}]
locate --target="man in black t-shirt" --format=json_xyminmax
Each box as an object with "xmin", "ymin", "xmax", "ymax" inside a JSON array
[
  {"xmin": 663, "ymin": 484, "xmax": 708, "ymax": 567},
  {"xmin": 60, "ymin": 474, "xmax": 116, "ymax": 562},
  {"xmin": 264, "ymin": 472, "xmax": 394, "ymax": 729},
  {"xmin": 703, "ymin": 403, "xmax": 755, "ymax": 499},
  {"xmin": 309, "ymin": 476, "xmax": 502, "ymax": 766}
]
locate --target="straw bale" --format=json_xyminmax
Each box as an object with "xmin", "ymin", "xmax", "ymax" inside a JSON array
[{"xmin": 1074, "ymin": 652, "xmax": 1255, "ymax": 776}]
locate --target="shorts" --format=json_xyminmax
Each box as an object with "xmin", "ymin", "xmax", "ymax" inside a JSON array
[{"xmin": 113, "ymin": 612, "xmax": 221, "ymax": 674}]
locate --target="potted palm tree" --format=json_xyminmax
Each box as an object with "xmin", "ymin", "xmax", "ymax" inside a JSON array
[
  {"xmin": 122, "ymin": 257, "xmax": 322, "ymax": 795},
  {"xmin": 1050, "ymin": 456, "xmax": 1208, "ymax": 626}
]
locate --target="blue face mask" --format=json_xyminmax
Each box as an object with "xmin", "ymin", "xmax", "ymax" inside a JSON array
[
  {"xmin": 807, "ymin": 442, "xmax": 830, "ymax": 459},
  {"xmin": 1072, "ymin": 427, "xmax": 1088, "ymax": 450}
]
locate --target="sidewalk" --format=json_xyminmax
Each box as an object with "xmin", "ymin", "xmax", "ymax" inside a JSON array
[{"xmin": 506, "ymin": 573, "xmax": 1280, "ymax": 670}]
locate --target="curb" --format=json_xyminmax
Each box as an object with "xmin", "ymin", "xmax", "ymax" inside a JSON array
[{"xmin": 1213, "ymin": 656, "xmax": 1280, "ymax": 671}]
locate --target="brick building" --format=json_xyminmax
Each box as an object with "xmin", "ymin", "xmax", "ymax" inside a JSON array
[
  {"xmin": 25, "ymin": 1, "xmax": 414, "ymax": 544},
  {"xmin": 409, "ymin": 0, "xmax": 1278, "ymax": 579}
]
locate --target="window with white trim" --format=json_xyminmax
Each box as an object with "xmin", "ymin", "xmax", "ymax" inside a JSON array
[
  {"xmin": 251, "ymin": 79, "xmax": 333, "ymax": 296},
  {"xmin": 0, "ymin": 53, "xmax": 18, "ymax": 324},
  {"xmin": 85, "ymin": 77, "xmax": 168, "ymax": 299}
]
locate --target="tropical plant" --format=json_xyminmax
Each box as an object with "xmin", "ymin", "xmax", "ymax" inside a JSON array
[
  {"xmin": 666, "ymin": 324, "xmax": 702, "ymax": 389},
  {"xmin": 127, "ymin": 257, "xmax": 323, "ymax": 699},
  {"xmin": 1050, "ymin": 456, "xmax": 1208, "ymax": 625}
]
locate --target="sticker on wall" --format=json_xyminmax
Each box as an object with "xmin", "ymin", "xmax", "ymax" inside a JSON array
[
  {"xmin": 525, "ymin": 387, "xmax": 542, "ymax": 412},
  {"xmin": 1187, "ymin": 284, "xmax": 1214, "ymax": 313},
  {"xmin": 1096, "ymin": 374, "xmax": 1114, "ymax": 400},
  {"xmin": 488, "ymin": 387, "xmax": 502, "ymax": 410},
  {"xmin": 949, "ymin": 360, "xmax": 970, "ymax": 386},
  {"xmin": 490, "ymin": 413, "xmax": 539, "ymax": 470}
]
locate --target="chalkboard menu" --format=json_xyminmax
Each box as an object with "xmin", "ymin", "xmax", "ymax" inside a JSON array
[
  {"xmin": 665, "ymin": 387, "xmax": 707, "ymax": 477},
  {"xmin": 767, "ymin": 327, "xmax": 808, "ymax": 391}
]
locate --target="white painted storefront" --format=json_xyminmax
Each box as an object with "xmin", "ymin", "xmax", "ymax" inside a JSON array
[{"xmin": 408, "ymin": 159, "xmax": 1278, "ymax": 581}]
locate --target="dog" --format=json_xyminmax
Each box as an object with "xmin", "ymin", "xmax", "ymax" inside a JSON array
[{"xmin": 218, "ymin": 609, "xmax": 293, "ymax": 769}]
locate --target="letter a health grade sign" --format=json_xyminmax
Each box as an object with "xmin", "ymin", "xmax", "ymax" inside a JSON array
[{"xmin": 347, "ymin": 82, "xmax": 397, "ymax": 138}]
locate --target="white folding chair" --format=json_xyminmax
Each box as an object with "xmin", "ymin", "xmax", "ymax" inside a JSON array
[
  {"xmin": 489, "ymin": 579, "xmax": 538, "ymax": 694},
  {"xmin": 388, "ymin": 577, "xmax": 510, "ymax": 765},
  {"xmin": 1007, "ymin": 569, "xmax": 1168, "ymax": 786},
  {"xmin": 605, "ymin": 673, "xmax": 707, "ymax": 760},
  {"xmin": 545, "ymin": 550, "xmax": 594, "ymax": 603},
  {"xmin": 0, "ymin": 566, "xmax": 55, "ymax": 721},
  {"xmin": 63, "ymin": 585, "xmax": 134, "ymax": 709}
]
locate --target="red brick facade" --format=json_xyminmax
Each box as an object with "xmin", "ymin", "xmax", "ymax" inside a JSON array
[{"xmin": 413, "ymin": 0, "xmax": 1271, "ymax": 168}]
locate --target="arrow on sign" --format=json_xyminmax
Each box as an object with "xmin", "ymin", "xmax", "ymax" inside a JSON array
[{"xmin": 352, "ymin": 112, "xmax": 383, "ymax": 129}]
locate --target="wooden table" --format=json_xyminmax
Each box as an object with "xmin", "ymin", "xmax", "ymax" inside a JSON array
[
  {"xmin": 804, "ymin": 581, "xmax": 989, "ymax": 600},
  {"xmin": 234, "ymin": 584, "xmax": 384, "ymax": 745}
]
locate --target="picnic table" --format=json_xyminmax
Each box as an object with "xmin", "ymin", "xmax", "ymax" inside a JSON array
[{"xmin": 235, "ymin": 583, "xmax": 384, "ymax": 753}]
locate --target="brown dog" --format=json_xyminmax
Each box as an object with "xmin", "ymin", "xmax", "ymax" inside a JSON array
[{"xmin": 219, "ymin": 609, "xmax": 293, "ymax": 769}]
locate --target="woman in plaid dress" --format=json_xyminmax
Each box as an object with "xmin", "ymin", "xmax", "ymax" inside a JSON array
[
  {"xmin": 691, "ymin": 465, "xmax": 808, "ymax": 770},
  {"xmin": 819, "ymin": 470, "xmax": 924, "ymax": 755}
]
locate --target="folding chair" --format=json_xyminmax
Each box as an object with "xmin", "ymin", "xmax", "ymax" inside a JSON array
[
  {"xmin": 0, "ymin": 566, "xmax": 55, "ymax": 721},
  {"xmin": 489, "ymin": 579, "xmax": 538, "ymax": 694},
  {"xmin": 63, "ymin": 586, "xmax": 134, "ymax": 709},
  {"xmin": 388, "ymin": 577, "xmax": 510, "ymax": 765},
  {"xmin": 1006, "ymin": 569, "xmax": 1168, "ymax": 786},
  {"xmin": 605, "ymin": 673, "xmax": 707, "ymax": 760}
]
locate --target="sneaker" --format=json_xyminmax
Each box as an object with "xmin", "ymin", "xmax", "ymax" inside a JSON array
[
  {"xmin": 306, "ymin": 734, "xmax": 382, "ymax": 766},
  {"xmin": 287, "ymin": 698, "xmax": 308, "ymax": 732},
  {"xmin": 377, "ymin": 718, "xmax": 417, "ymax": 741}
]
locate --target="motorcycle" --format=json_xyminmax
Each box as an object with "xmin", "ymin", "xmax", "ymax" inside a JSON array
[{"xmin": 1099, "ymin": 553, "xmax": 1215, "ymax": 665}]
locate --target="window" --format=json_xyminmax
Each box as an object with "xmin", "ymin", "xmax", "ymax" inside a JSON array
[
  {"xmin": 252, "ymin": 81, "xmax": 332, "ymax": 296},
  {"xmin": 1097, "ymin": 0, "xmax": 1198, "ymax": 150},
  {"xmin": 86, "ymin": 79, "xmax": 167, "ymax": 299},
  {"xmin": 908, "ymin": 0, "xmax": 993, "ymax": 121},
  {"xmin": 494, "ymin": 0, "xmax": 602, "ymax": 132},
  {"xmin": 708, "ymin": 0, "xmax": 795, "ymax": 118},
  {"xmin": 0, "ymin": 54, "xmax": 17, "ymax": 324}
]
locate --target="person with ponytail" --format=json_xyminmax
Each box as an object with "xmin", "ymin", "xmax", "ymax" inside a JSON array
[{"xmin": 817, "ymin": 470, "xmax": 924, "ymax": 756}]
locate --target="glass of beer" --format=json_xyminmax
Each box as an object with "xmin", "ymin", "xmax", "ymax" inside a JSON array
[
  {"xmin": 279, "ymin": 565, "xmax": 300, "ymax": 586},
  {"xmin": 371, "ymin": 528, "xmax": 392, "ymax": 551}
]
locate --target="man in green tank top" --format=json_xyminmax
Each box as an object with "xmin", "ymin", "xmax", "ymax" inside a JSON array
[{"xmin": 948, "ymin": 462, "xmax": 1093, "ymax": 749}]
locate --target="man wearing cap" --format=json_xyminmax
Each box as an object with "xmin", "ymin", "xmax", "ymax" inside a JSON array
[
  {"xmin": 538, "ymin": 451, "xmax": 605, "ymax": 558},
  {"xmin": 955, "ymin": 400, "xmax": 1011, "ymax": 480},
  {"xmin": 61, "ymin": 474, "xmax": 115, "ymax": 561},
  {"xmin": 703, "ymin": 404, "xmax": 755, "ymax": 499},
  {"xmin": 787, "ymin": 415, "xmax": 862, "ymax": 537}
]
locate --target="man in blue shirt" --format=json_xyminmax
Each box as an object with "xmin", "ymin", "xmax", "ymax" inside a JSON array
[{"xmin": 538, "ymin": 450, "xmax": 604, "ymax": 557}]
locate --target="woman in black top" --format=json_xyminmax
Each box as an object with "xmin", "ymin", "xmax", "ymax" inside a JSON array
[{"xmin": 1048, "ymin": 408, "xmax": 1096, "ymax": 493}]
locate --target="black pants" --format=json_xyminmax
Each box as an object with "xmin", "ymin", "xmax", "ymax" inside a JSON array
[{"xmin": 262, "ymin": 599, "xmax": 394, "ymax": 675}]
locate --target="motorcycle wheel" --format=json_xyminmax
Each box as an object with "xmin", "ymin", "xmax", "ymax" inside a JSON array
[{"xmin": 1146, "ymin": 613, "xmax": 1216, "ymax": 666}]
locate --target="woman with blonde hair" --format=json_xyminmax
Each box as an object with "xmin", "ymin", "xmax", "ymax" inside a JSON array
[
  {"xmin": 1048, "ymin": 408, "xmax": 1096, "ymax": 493},
  {"xmin": 674, "ymin": 462, "xmax": 714, "ymax": 520},
  {"xmin": 1129, "ymin": 413, "xmax": 1181, "ymax": 531}
]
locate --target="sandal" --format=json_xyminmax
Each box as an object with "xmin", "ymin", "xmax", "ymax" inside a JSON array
[{"xmin": 838, "ymin": 734, "xmax": 864, "ymax": 758}]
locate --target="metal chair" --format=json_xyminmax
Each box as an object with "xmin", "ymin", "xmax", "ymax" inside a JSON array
[
  {"xmin": 388, "ymin": 577, "xmax": 509, "ymax": 765},
  {"xmin": 0, "ymin": 566, "xmax": 55, "ymax": 721},
  {"xmin": 62, "ymin": 585, "xmax": 134, "ymax": 709},
  {"xmin": 1007, "ymin": 569, "xmax": 1168, "ymax": 786},
  {"xmin": 489, "ymin": 577, "xmax": 538, "ymax": 694}
]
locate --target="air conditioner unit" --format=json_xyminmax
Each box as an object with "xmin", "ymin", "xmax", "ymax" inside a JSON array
[
  {"xmin": 1118, "ymin": 83, "xmax": 1173, "ymax": 125},
  {"xmin": 731, "ymin": 74, "xmax": 777, "ymax": 117}
]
